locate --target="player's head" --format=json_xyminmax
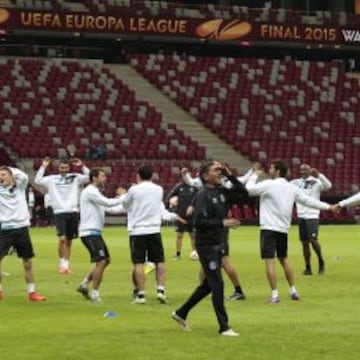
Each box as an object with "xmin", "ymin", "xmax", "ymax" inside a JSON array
[
  {"xmin": 138, "ymin": 165, "xmax": 153, "ymax": 181},
  {"xmin": 89, "ymin": 167, "xmax": 107, "ymax": 187},
  {"xmin": 199, "ymin": 160, "xmax": 222, "ymax": 186},
  {"xmin": 0, "ymin": 166, "xmax": 14, "ymax": 187},
  {"xmin": 269, "ymin": 160, "xmax": 288, "ymax": 179},
  {"xmin": 58, "ymin": 159, "xmax": 70, "ymax": 176},
  {"xmin": 299, "ymin": 164, "xmax": 311, "ymax": 179}
]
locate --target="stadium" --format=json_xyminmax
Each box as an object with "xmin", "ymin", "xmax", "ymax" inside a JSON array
[{"xmin": 0, "ymin": 0, "xmax": 359, "ymax": 359}]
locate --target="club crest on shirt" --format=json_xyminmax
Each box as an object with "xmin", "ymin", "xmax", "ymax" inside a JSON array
[
  {"xmin": 209, "ymin": 261, "xmax": 217, "ymax": 270},
  {"xmin": 220, "ymin": 194, "xmax": 226, "ymax": 202}
]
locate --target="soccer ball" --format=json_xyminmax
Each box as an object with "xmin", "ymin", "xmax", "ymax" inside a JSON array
[{"xmin": 190, "ymin": 250, "xmax": 199, "ymax": 261}]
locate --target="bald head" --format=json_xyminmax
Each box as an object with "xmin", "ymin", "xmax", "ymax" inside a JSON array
[{"xmin": 300, "ymin": 164, "xmax": 311, "ymax": 179}]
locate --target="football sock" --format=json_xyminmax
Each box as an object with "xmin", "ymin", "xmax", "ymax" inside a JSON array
[
  {"xmin": 157, "ymin": 286, "xmax": 165, "ymax": 294},
  {"xmin": 81, "ymin": 278, "xmax": 90, "ymax": 287},
  {"xmin": 27, "ymin": 283, "xmax": 35, "ymax": 294},
  {"xmin": 91, "ymin": 290, "xmax": 99, "ymax": 299},
  {"xmin": 137, "ymin": 291, "xmax": 145, "ymax": 298}
]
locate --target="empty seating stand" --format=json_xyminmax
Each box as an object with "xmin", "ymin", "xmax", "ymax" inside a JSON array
[
  {"xmin": 0, "ymin": 57, "xmax": 206, "ymax": 196},
  {"xmin": 130, "ymin": 53, "xmax": 360, "ymax": 197}
]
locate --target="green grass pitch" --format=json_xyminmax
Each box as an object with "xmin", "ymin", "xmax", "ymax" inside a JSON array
[{"xmin": 0, "ymin": 224, "xmax": 359, "ymax": 360}]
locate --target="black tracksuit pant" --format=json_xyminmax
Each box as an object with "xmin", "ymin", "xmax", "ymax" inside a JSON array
[{"xmin": 175, "ymin": 243, "xmax": 229, "ymax": 333}]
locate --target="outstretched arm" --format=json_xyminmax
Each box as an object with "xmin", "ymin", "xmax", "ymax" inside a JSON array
[{"xmin": 339, "ymin": 192, "xmax": 360, "ymax": 208}]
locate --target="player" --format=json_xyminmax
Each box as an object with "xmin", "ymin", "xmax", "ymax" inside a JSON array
[
  {"xmin": 0, "ymin": 166, "xmax": 46, "ymax": 301},
  {"xmin": 245, "ymin": 160, "xmax": 337, "ymax": 303},
  {"xmin": 180, "ymin": 161, "xmax": 255, "ymax": 300},
  {"xmin": 34, "ymin": 157, "xmax": 89, "ymax": 274},
  {"xmin": 76, "ymin": 168, "xmax": 126, "ymax": 303},
  {"xmin": 118, "ymin": 165, "xmax": 183, "ymax": 305},
  {"xmin": 291, "ymin": 164, "xmax": 332, "ymax": 275},
  {"xmin": 172, "ymin": 161, "xmax": 248, "ymax": 336}
]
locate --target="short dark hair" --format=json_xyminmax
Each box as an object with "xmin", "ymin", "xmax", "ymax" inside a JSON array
[
  {"xmin": 59, "ymin": 159, "xmax": 70, "ymax": 165},
  {"xmin": 271, "ymin": 160, "xmax": 288, "ymax": 177},
  {"xmin": 199, "ymin": 161, "xmax": 215, "ymax": 184},
  {"xmin": 0, "ymin": 166, "xmax": 12, "ymax": 175},
  {"xmin": 89, "ymin": 167, "xmax": 105, "ymax": 182},
  {"xmin": 138, "ymin": 165, "xmax": 153, "ymax": 180}
]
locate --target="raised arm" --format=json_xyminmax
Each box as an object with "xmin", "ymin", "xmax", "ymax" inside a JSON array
[
  {"xmin": 245, "ymin": 173, "xmax": 271, "ymax": 197},
  {"xmin": 311, "ymin": 168, "xmax": 332, "ymax": 191},
  {"xmin": 318, "ymin": 173, "xmax": 332, "ymax": 191},
  {"xmin": 72, "ymin": 158, "xmax": 90, "ymax": 185},
  {"xmin": 181, "ymin": 168, "xmax": 202, "ymax": 188},
  {"xmin": 34, "ymin": 157, "xmax": 51, "ymax": 187},
  {"xmin": 10, "ymin": 167, "xmax": 29, "ymax": 189}
]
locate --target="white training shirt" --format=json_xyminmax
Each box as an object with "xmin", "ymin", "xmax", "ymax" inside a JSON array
[
  {"xmin": 79, "ymin": 184, "xmax": 125, "ymax": 237},
  {"xmin": 339, "ymin": 192, "xmax": 360, "ymax": 208},
  {"xmin": 35, "ymin": 165, "xmax": 89, "ymax": 214},
  {"xmin": 119, "ymin": 181, "xmax": 177, "ymax": 235},
  {"xmin": 246, "ymin": 174, "xmax": 330, "ymax": 234},
  {"xmin": 0, "ymin": 167, "xmax": 30, "ymax": 229},
  {"xmin": 291, "ymin": 174, "xmax": 332, "ymax": 219}
]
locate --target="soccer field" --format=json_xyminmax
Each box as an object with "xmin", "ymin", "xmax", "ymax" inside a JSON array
[{"xmin": 0, "ymin": 225, "xmax": 359, "ymax": 360}]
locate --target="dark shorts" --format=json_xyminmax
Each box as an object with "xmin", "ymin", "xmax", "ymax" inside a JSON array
[
  {"xmin": 0, "ymin": 227, "xmax": 35, "ymax": 259},
  {"xmin": 221, "ymin": 233, "xmax": 230, "ymax": 257},
  {"xmin": 54, "ymin": 212, "xmax": 79, "ymax": 240},
  {"xmin": 130, "ymin": 233, "xmax": 164, "ymax": 264},
  {"xmin": 81, "ymin": 235, "xmax": 110, "ymax": 263},
  {"xmin": 175, "ymin": 219, "xmax": 194, "ymax": 233},
  {"xmin": 217, "ymin": 228, "xmax": 230, "ymax": 257},
  {"xmin": 46, "ymin": 207, "xmax": 54, "ymax": 223},
  {"xmin": 260, "ymin": 230, "xmax": 288, "ymax": 259},
  {"xmin": 299, "ymin": 218, "xmax": 319, "ymax": 242}
]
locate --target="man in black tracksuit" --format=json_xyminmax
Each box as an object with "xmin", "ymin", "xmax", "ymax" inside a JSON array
[{"xmin": 172, "ymin": 161, "xmax": 248, "ymax": 336}]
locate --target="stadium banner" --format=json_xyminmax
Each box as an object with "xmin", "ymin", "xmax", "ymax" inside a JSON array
[{"xmin": 0, "ymin": 8, "xmax": 359, "ymax": 46}]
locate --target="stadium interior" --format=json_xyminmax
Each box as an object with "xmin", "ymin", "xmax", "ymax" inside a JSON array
[{"xmin": 0, "ymin": 0, "xmax": 359, "ymax": 224}]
